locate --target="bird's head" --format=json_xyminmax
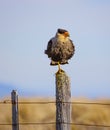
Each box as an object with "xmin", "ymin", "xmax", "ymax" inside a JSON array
[{"xmin": 57, "ymin": 28, "xmax": 70, "ymax": 37}]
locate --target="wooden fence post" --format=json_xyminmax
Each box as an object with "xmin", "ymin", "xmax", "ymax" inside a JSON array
[
  {"xmin": 11, "ymin": 90, "xmax": 19, "ymax": 130},
  {"xmin": 56, "ymin": 71, "xmax": 71, "ymax": 130}
]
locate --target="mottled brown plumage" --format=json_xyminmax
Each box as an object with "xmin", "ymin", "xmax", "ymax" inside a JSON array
[
  {"xmin": 45, "ymin": 29, "xmax": 75, "ymax": 73},
  {"xmin": 45, "ymin": 29, "xmax": 75, "ymax": 66}
]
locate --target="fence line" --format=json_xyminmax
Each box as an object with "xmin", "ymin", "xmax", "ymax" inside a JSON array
[{"xmin": 0, "ymin": 99, "xmax": 110, "ymax": 128}]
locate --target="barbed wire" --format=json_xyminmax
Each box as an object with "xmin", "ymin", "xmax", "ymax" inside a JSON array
[
  {"xmin": 0, "ymin": 100, "xmax": 110, "ymax": 106},
  {"xmin": 0, "ymin": 122, "xmax": 110, "ymax": 128}
]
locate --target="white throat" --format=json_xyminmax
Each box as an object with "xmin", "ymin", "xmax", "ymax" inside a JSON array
[{"xmin": 56, "ymin": 33, "xmax": 69, "ymax": 43}]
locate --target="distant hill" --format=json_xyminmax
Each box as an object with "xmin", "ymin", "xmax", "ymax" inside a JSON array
[
  {"xmin": 0, "ymin": 83, "xmax": 45, "ymax": 98},
  {"xmin": 0, "ymin": 83, "xmax": 16, "ymax": 98}
]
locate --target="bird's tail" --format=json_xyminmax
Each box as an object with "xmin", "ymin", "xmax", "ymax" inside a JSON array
[
  {"xmin": 50, "ymin": 61, "xmax": 58, "ymax": 66},
  {"xmin": 50, "ymin": 60, "xmax": 68, "ymax": 66}
]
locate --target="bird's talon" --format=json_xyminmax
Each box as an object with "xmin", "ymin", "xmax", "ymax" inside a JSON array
[{"xmin": 56, "ymin": 69, "xmax": 65, "ymax": 75}]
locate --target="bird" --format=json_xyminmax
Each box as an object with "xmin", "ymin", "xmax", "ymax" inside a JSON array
[{"xmin": 45, "ymin": 28, "xmax": 75, "ymax": 74}]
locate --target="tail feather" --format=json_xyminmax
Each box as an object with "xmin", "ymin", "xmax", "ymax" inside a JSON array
[
  {"xmin": 50, "ymin": 61, "xmax": 58, "ymax": 66},
  {"xmin": 50, "ymin": 60, "xmax": 68, "ymax": 66}
]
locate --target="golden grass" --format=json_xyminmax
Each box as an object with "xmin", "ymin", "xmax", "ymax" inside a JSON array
[{"xmin": 0, "ymin": 98, "xmax": 110, "ymax": 130}]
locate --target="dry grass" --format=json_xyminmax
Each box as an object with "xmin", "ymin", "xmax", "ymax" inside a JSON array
[{"xmin": 0, "ymin": 98, "xmax": 110, "ymax": 130}]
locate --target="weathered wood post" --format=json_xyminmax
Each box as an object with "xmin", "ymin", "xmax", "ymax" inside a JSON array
[
  {"xmin": 11, "ymin": 90, "xmax": 19, "ymax": 130},
  {"xmin": 56, "ymin": 71, "xmax": 71, "ymax": 130}
]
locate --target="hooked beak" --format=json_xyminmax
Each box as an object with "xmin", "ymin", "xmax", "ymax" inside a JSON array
[{"xmin": 64, "ymin": 31, "xmax": 70, "ymax": 37}]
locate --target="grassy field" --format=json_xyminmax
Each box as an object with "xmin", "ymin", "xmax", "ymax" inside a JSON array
[{"xmin": 0, "ymin": 98, "xmax": 110, "ymax": 130}]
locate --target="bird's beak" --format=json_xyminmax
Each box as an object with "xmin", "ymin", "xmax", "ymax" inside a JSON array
[{"xmin": 64, "ymin": 31, "xmax": 70, "ymax": 37}]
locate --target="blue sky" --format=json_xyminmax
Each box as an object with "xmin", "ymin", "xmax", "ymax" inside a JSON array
[{"xmin": 0, "ymin": 0, "xmax": 110, "ymax": 98}]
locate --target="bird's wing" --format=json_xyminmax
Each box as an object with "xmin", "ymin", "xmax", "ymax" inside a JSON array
[
  {"xmin": 70, "ymin": 39, "xmax": 75, "ymax": 53},
  {"xmin": 66, "ymin": 39, "xmax": 75, "ymax": 59},
  {"xmin": 45, "ymin": 39, "xmax": 53, "ymax": 58}
]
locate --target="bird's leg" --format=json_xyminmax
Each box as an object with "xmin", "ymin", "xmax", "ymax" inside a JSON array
[
  {"xmin": 56, "ymin": 62, "xmax": 65, "ymax": 74},
  {"xmin": 58, "ymin": 62, "xmax": 61, "ymax": 72}
]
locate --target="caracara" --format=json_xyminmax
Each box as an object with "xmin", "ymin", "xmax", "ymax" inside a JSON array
[{"xmin": 45, "ymin": 28, "xmax": 75, "ymax": 73}]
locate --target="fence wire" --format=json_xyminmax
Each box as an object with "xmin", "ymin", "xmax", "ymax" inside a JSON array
[
  {"xmin": 0, "ymin": 100, "xmax": 110, "ymax": 105},
  {"xmin": 0, "ymin": 122, "xmax": 110, "ymax": 128}
]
